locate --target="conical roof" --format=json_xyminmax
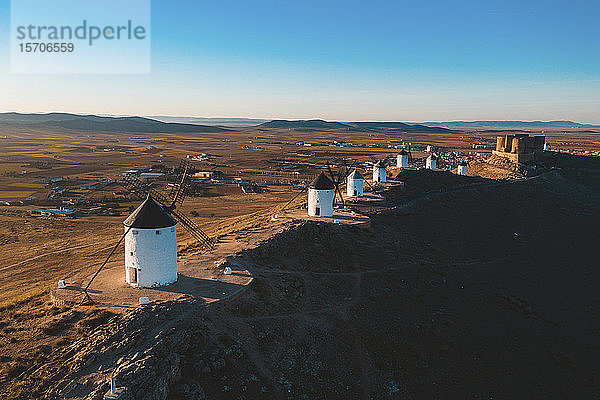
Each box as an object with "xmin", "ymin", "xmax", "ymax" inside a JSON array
[
  {"xmin": 374, "ymin": 160, "xmax": 386, "ymax": 168},
  {"xmin": 347, "ymin": 169, "xmax": 364, "ymax": 180},
  {"xmin": 124, "ymin": 194, "xmax": 177, "ymax": 228},
  {"xmin": 399, "ymin": 149, "xmax": 409, "ymax": 155},
  {"xmin": 428, "ymin": 153, "xmax": 438, "ymax": 160},
  {"xmin": 309, "ymin": 172, "xmax": 335, "ymax": 190}
]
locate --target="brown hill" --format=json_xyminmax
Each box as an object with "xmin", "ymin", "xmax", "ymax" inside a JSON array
[{"xmin": 4, "ymin": 170, "xmax": 599, "ymax": 399}]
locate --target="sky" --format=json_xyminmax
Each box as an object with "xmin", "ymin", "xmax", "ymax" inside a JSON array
[{"xmin": 0, "ymin": 0, "xmax": 599, "ymax": 123}]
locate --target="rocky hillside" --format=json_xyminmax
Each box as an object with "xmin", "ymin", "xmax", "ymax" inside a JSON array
[{"xmin": 5, "ymin": 170, "xmax": 600, "ymax": 400}]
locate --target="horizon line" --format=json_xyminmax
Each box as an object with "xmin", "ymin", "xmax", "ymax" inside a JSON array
[{"xmin": 1, "ymin": 110, "xmax": 599, "ymax": 126}]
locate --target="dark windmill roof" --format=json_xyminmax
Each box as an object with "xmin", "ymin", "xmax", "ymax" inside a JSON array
[
  {"xmin": 399, "ymin": 149, "xmax": 409, "ymax": 155},
  {"xmin": 309, "ymin": 172, "xmax": 335, "ymax": 190},
  {"xmin": 123, "ymin": 194, "xmax": 177, "ymax": 228},
  {"xmin": 459, "ymin": 161, "xmax": 468, "ymax": 166},
  {"xmin": 428, "ymin": 153, "xmax": 439, "ymax": 160},
  {"xmin": 374, "ymin": 160, "xmax": 386, "ymax": 168},
  {"xmin": 347, "ymin": 170, "xmax": 364, "ymax": 180}
]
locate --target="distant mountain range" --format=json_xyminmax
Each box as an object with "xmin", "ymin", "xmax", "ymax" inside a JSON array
[
  {"xmin": 148, "ymin": 116, "xmax": 269, "ymax": 127},
  {"xmin": 258, "ymin": 119, "xmax": 453, "ymax": 133},
  {"xmin": 259, "ymin": 119, "xmax": 352, "ymax": 130},
  {"xmin": 0, "ymin": 113, "xmax": 231, "ymax": 133},
  {"xmin": 422, "ymin": 120, "xmax": 600, "ymax": 129},
  {"xmin": 2, "ymin": 113, "xmax": 597, "ymax": 133}
]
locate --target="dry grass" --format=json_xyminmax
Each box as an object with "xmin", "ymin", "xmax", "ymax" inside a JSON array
[
  {"xmin": 0, "ymin": 287, "xmax": 49, "ymax": 313},
  {"xmin": 0, "ymin": 190, "xmax": 37, "ymax": 200},
  {"xmin": 179, "ymin": 195, "xmax": 307, "ymax": 251}
]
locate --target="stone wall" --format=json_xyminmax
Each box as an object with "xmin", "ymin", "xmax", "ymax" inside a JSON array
[{"xmin": 492, "ymin": 150, "xmax": 535, "ymax": 164}]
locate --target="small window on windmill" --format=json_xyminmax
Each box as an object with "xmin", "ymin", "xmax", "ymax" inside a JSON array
[
  {"xmin": 171, "ymin": 227, "xmax": 175, "ymax": 232},
  {"xmin": 156, "ymin": 230, "xmax": 161, "ymax": 235},
  {"xmin": 133, "ymin": 230, "xmax": 138, "ymax": 235},
  {"xmin": 130, "ymin": 251, "xmax": 134, "ymax": 256}
]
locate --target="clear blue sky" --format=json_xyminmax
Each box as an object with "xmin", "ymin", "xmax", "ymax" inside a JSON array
[{"xmin": 1, "ymin": 0, "xmax": 599, "ymax": 122}]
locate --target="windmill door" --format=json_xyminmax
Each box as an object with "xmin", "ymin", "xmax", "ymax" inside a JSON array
[
  {"xmin": 130, "ymin": 267, "xmax": 137, "ymax": 284},
  {"xmin": 354, "ymin": 190, "xmax": 357, "ymax": 196},
  {"xmin": 315, "ymin": 207, "xmax": 320, "ymax": 216}
]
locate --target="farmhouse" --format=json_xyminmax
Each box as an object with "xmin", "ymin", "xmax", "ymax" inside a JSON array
[{"xmin": 29, "ymin": 208, "xmax": 75, "ymax": 218}]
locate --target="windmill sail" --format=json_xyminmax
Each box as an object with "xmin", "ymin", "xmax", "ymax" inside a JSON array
[
  {"xmin": 326, "ymin": 160, "xmax": 357, "ymax": 206},
  {"xmin": 123, "ymin": 174, "xmax": 171, "ymax": 205},
  {"xmin": 122, "ymin": 167, "xmax": 214, "ymax": 250},
  {"xmin": 170, "ymin": 209, "xmax": 215, "ymax": 249},
  {"xmin": 167, "ymin": 159, "xmax": 194, "ymax": 208}
]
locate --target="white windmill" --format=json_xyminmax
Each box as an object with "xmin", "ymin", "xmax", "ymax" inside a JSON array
[
  {"xmin": 346, "ymin": 169, "xmax": 364, "ymax": 197},
  {"xmin": 396, "ymin": 149, "xmax": 410, "ymax": 168},
  {"xmin": 80, "ymin": 160, "xmax": 214, "ymax": 303},
  {"xmin": 123, "ymin": 195, "xmax": 178, "ymax": 287},
  {"xmin": 307, "ymin": 172, "xmax": 335, "ymax": 217},
  {"xmin": 372, "ymin": 160, "xmax": 387, "ymax": 183},
  {"xmin": 426, "ymin": 154, "xmax": 438, "ymax": 170}
]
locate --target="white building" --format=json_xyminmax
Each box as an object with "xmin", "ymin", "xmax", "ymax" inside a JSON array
[
  {"xmin": 346, "ymin": 170, "xmax": 364, "ymax": 197},
  {"xmin": 307, "ymin": 172, "xmax": 335, "ymax": 217},
  {"xmin": 457, "ymin": 162, "xmax": 468, "ymax": 176},
  {"xmin": 396, "ymin": 149, "xmax": 409, "ymax": 168},
  {"xmin": 372, "ymin": 161, "xmax": 387, "ymax": 183},
  {"xmin": 123, "ymin": 195, "xmax": 178, "ymax": 288},
  {"xmin": 426, "ymin": 154, "xmax": 438, "ymax": 170}
]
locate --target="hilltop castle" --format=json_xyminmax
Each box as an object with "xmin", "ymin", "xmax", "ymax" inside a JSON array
[{"xmin": 493, "ymin": 134, "xmax": 545, "ymax": 163}]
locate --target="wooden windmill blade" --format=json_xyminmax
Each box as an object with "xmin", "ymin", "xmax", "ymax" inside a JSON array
[
  {"xmin": 121, "ymin": 160, "xmax": 214, "ymax": 249},
  {"xmin": 280, "ymin": 185, "xmax": 308, "ymax": 212},
  {"xmin": 335, "ymin": 160, "xmax": 357, "ymax": 205},
  {"xmin": 123, "ymin": 174, "xmax": 171, "ymax": 206},
  {"xmin": 170, "ymin": 209, "xmax": 215, "ymax": 249},
  {"xmin": 167, "ymin": 159, "xmax": 186, "ymax": 204},
  {"xmin": 164, "ymin": 161, "xmax": 214, "ymax": 249},
  {"xmin": 343, "ymin": 161, "xmax": 358, "ymax": 179},
  {"xmin": 336, "ymin": 164, "xmax": 346, "ymax": 201},
  {"xmin": 326, "ymin": 164, "xmax": 345, "ymax": 206},
  {"xmin": 363, "ymin": 177, "xmax": 377, "ymax": 192},
  {"xmin": 167, "ymin": 159, "xmax": 195, "ymax": 209}
]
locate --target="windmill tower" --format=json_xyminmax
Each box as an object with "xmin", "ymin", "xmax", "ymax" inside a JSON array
[
  {"xmin": 80, "ymin": 160, "xmax": 215, "ymax": 302},
  {"xmin": 308, "ymin": 172, "xmax": 335, "ymax": 217},
  {"xmin": 457, "ymin": 161, "xmax": 468, "ymax": 176},
  {"xmin": 279, "ymin": 162, "xmax": 355, "ymax": 215},
  {"xmin": 426, "ymin": 154, "xmax": 438, "ymax": 170},
  {"xmin": 346, "ymin": 170, "xmax": 364, "ymax": 197},
  {"xmin": 396, "ymin": 149, "xmax": 410, "ymax": 168},
  {"xmin": 123, "ymin": 195, "xmax": 178, "ymax": 287},
  {"xmin": 372, "ymin": 160, "xmax": 387, "ymax": 183}
]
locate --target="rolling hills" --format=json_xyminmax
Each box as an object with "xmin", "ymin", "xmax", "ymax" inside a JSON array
[{"xmin": 0, "ymin": 113, "xmax": 231, "ymax": 133}]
